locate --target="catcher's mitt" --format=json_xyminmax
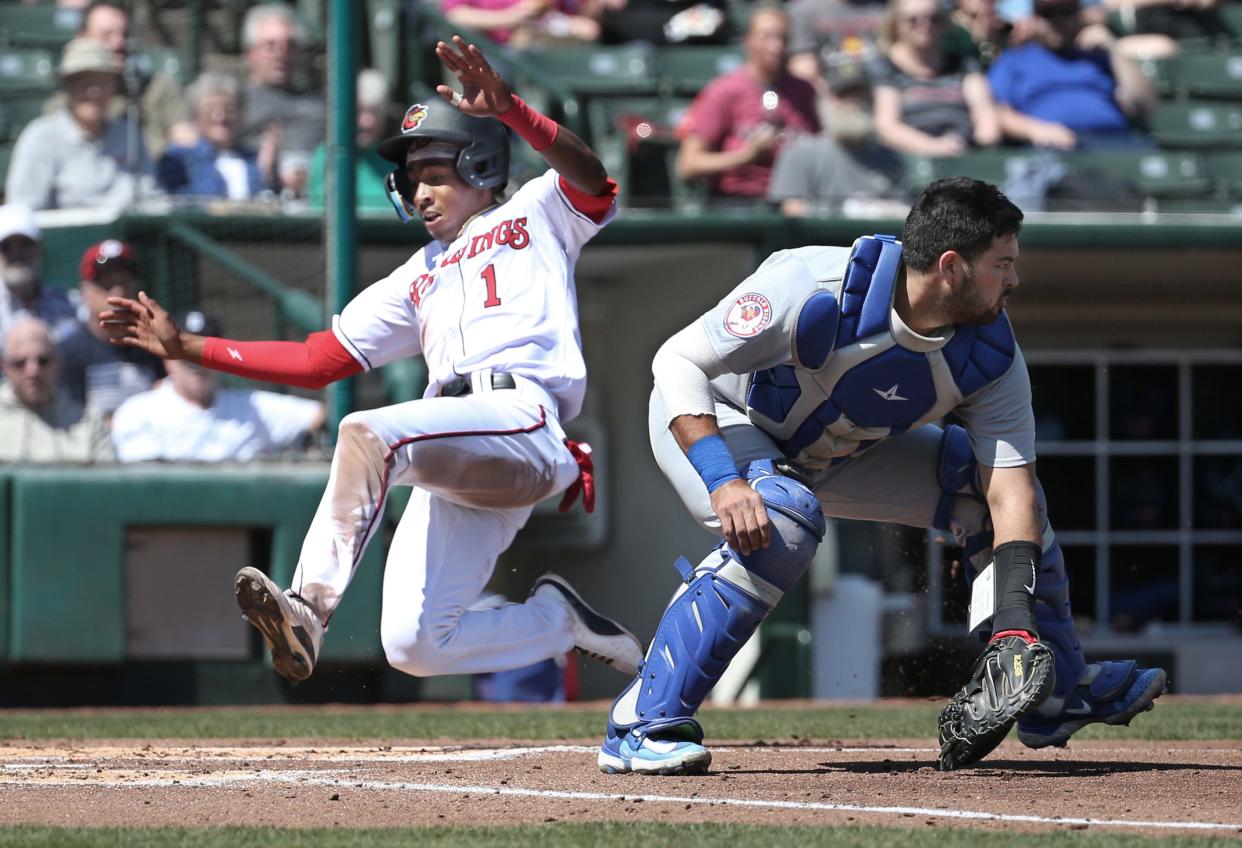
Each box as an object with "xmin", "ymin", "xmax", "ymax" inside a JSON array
[{"xmin": 937, "ymin": 634, "xmax": 1054, "ymax": 771}]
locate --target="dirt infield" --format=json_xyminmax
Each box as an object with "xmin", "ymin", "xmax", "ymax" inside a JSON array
[{"xmin": 1, "ymin": 736, "xmax": 1239, "ymax": 837}]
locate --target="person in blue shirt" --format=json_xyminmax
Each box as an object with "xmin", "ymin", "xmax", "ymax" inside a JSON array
[
  {"xmin": 987, "ymin": 0, "xmax": 1155, "ymax": 150},
  {"xmin": 157, "ymin": 71, "xmax": 267, "ymax": 199}
]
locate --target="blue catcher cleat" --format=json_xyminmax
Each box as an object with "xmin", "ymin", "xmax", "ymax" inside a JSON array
[
  {"xmin": 1016, "ymin": 660, "xmax": 1167, "ymax": 749},
  {"xmin": 598, "ymin": 716, "xmax": 712, "ymax": 776}
]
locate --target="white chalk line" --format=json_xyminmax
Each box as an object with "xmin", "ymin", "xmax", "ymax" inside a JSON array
[{"xmin": 1, "ymin": 766, "xmax": 1239, "ymax": 833}]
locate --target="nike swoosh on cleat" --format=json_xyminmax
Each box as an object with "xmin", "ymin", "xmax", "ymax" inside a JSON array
[{"xmin": 1063, "ymin": 704, "xmax": 1094, "ymax": 716}]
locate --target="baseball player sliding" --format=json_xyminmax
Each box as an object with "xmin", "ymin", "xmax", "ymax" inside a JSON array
[
  {"xmin": 599, "ymin": 178, "xmax": 1166, "ymax": 775},
  {"xmin": 101, "ymin": 37, "xmax": 643, "ymax": 687}
]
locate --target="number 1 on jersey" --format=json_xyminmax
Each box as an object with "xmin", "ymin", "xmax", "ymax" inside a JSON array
[{"xmin": 481, "ymin": 263, "xmax": 502, "ymax": 308}]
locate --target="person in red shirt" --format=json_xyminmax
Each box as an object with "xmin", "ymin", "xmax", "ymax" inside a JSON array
[{"xmin": 676, "ymin": 6, "xmax": 821, "ymax": 199}]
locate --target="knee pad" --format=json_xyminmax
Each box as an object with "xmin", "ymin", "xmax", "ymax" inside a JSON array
[
  {"xmin": 737, "ymin": 460, "xmax": 825, "ymax": 590},
  {"xmin": 607, "ymin": 463, "xmax": 823, "ymax": 736}
]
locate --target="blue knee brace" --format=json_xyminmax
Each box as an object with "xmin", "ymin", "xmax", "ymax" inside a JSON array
[{"xmin": 606, "ymin": 460, "xmax": 825, "ymax": 740}]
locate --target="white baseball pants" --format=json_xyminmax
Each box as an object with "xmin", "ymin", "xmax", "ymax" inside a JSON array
[{"xmin": 292, "ymin": 375, "xmax": 580, "ymax": 676}]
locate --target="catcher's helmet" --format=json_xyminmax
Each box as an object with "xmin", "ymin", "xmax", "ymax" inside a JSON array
[{"xmin": 379, "ymin": 100, "xmax": 509, "ymax": 222}]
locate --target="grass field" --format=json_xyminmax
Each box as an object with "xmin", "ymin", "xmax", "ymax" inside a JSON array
[
  {"xmin": 1, "ymin": 699, "xmax": 1238, "ymax": 741},
  {"xmin": 0, "ymin": 823, "xmax": 1236, "ymax": 848},
  {"xmin": 2, "ymin": 700, "xmax": 1239, "ymax": 846}
]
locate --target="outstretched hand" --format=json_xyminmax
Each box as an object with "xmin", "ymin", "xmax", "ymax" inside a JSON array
[
  {"xmin": 98, "ymin": 291, "xmax": 192, "ymax": 361},
  {"xmin": 435, "ymin": 35, "xmax": 514, "ymax": 118}
]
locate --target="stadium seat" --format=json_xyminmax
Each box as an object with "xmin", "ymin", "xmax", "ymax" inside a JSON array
[
  {"xmin": 0, "ymin": 3, "xmax": 81, "ymax": 50},
  {"xmin": 904, "ymin": 150, "xmax": 1034, "ymax": 190},
  {"xmin": 0, "ymin": 93, "xmax": 46, "ymax": 142},
  {"xmin": 905, "ymin": 149, "xmax": 1213, "ymax": 204},
  {"xmin": 586, "ymin": 96, "xmax": 691, "ymax": 208},
  {"xmin": 1152, "ymin": 195, "xmax": 1242, "ymax": 214},
  {"xmin": 520, "ymin": 45, "xmax": 657, "ymax": 96},
  {"xmin": 1073, "ymin": 150, "xmax": 1213, "ymax": 198},
  {"xmin": 654, "ymin": 46, "xmax": 744, "ymax": 96},
  {"xmin": 1162, "ymin": 52, "xmax": 1242, "ymax": 99},
  {"xmin": 1205, "ymin": 151, "xmax": 1242, "ymax": 197},
  {"xmin": 0, "ymin": 48, "xmax": 55, "ymax": 92},
  {"xmin": 0, "ymin": 141, "xmax": 13, "ymax": 192},
  {"xmin": 132, "ymin": 48, "xmax": 189, "ymax": 85},
  {"xmin": 1150, "ymin": 100, "xmax": 1242, "ymax": 147}
]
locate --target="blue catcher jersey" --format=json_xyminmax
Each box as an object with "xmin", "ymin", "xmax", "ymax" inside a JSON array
[{"xmin": 699, "ymin": 235, "xmax": 1035, "ymax": 472}]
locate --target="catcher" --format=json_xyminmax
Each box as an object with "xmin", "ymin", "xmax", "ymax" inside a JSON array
[{"xmin": 597, "ymin": 177, "xmax": 1166, "ymax": 775}]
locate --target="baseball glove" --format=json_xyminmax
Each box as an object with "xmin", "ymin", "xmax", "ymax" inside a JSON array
[{"xmin": 937, "ymin": 634, "xmax": 1055, "ymax": 771}]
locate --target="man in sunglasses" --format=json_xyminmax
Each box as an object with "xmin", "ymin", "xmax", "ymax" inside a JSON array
[
  {"xmin": 987, "ymin": 0, "xmax": 1156, "ymax": 150},
  {"xmin": 100, "ymin": 37, "xmax": 640, "ymax": 691},
  {"xmin": 0, "ymin": 317, "xmax": 113, "ymax": 463}
]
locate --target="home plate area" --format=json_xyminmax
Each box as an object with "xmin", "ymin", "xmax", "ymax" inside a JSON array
[{"xmin": 0, "ymin": 740, "xmax": 1239, "ymax": 835}]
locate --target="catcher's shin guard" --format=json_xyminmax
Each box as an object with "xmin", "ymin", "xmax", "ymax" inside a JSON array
[
  {"xmin": 599, "ymin": 462, "xmax": 824, "ymax": 774},
  {"xmin": 1031, "ymin": 538, "xmax": 1086, "ymax": 698}
]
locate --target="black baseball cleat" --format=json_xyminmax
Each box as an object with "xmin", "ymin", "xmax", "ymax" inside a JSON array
[
  {"xmin": 937, "ymin": 633, "xmax": 1055, "ymax": 771},
  {"xmin": 235, "ymin": 567, "xmax": 324, "ymax": 684},
  {"xmin": 530, "ymin": 573, "xmax": 644, "ymax": 676}
]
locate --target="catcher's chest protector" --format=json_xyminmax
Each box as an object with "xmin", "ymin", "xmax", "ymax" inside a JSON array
[{"xmin": 745, "ymin": 235, "xmax": 1018, "ymax": 468}]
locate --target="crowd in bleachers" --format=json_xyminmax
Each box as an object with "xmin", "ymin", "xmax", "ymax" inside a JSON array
[
  {"xmin": 0, "ymin": 0, "xmax": 1240, "ymax": 468},
  {"xmin": 0, "ymin": 0, "xmax": 1240, "ymax": 214}
]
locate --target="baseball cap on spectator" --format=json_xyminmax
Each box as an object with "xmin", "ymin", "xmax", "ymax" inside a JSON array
[
  {"xmin": 176, "ymin": 309, "xmax": 224, "ymax": 338},
  {"xmin": 0, "ymin": 204, "xmax": 40, "ymax": 244},
  {"xmin": 79, "ymin": 239, "xmax": 136, "ymax": 282},
  {"xmin": 58, "ymin": 37, "xmax": 121, "ymax": 81},
  {"xmin": 824, "ymin": 57, "xmax": 869, "ymax": 96}
]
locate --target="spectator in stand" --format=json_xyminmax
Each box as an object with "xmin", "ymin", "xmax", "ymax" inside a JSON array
[
  {"xmin": 236, "ymin": 3, "xmax": 324, "ymax": 194},
  {"xmin": 307, "ymin": 69, "xmax": 394, "ymax": 212},
  {"xmin": 157, "ymin": 72, "xmax": 265, "ymax": 199},
  {"xmin": 596, "ymin": 0, "xmax": 732, "ymax": 45},
  {"xmin": 787, "ymin": 0, "xmax": 887, "ymax": 95},
  {"xmin": 946, "ymin": 0, "xmax": 1012, "ymax": 66},
  {"xmin": 111, "ymin": 311, "xmax": 326, "ymax": 463},
  {"xmin": 0, "ymin": 205, "xmax": 77, "ymax": 345},
  {"xmin": 987, "ymin": 0, "xmax": 1157, "ymax": 150},
  {"xmin": 58, "ymin": 240, "xmax": 164, "ymax": 416},
  {"xmin": 441, "ymin": 0, "xmax": 601, "ymax": 47},
  {"xmin": 676, "ymin": 6, "xmax": 820, "ymax": 200},
  {"xmin": 7, "ymin": 38, "xmax": 155, "ymax": 211},
  {"xmin": 0, "ymin": 317, "xmax": 114, "ymax": 463},
  {"xmin": 768, "ymin": 60, "xmax": 911, "ymax": 217},
  {"xmin": 41, "ymin": 1, "xmax": 196, "ymax": 158},
  {"xmin": 869, "ymin": 0, "xmax": 1001, "ymax": 157}
]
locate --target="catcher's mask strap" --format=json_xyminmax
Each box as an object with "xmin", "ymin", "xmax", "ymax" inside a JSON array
[{"xmin": 385, "ymin": 171, "xmax": 418, "ymax": 224}]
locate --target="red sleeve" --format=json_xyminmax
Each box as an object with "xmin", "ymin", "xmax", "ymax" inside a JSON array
[
  {"xmin": 201, "ymin": 329, "xmax": 363, "ymax": 391},
  {"xmin": 557, "ymin": 176, "xmax": 618, "ymax": 224}
]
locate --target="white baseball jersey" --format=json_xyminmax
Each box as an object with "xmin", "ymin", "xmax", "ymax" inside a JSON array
[
  {"xmin": 111, "ymin": 381, "xmax": 322, "ymax": 462},
  {"xmin": 288, "ymin": 168, "xmax": 618, "ymax": 680},
  {"xmin": 331, "ymin": 169, "xmax": 616, "ymax": 422}
]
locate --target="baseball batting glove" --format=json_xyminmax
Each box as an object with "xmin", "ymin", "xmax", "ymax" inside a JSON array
[{"xmin": 937, "ymin": 631, "xmax": 1055, "ymax": 771}]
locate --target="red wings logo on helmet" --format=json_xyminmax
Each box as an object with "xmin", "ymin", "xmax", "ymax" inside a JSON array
[{"xmin": 402, "ymin": 104, "xmax": 429, "ymax": 132}]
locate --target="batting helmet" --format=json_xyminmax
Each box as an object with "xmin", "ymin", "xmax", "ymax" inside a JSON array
[{"xmin": 378, "ymin": 101, "xmax": 510, "ymax": 220}]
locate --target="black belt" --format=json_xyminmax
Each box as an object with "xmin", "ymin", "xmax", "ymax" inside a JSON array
[{"xmin": 438, "ymin": 373, "xmax": 517, "ymax": 398}]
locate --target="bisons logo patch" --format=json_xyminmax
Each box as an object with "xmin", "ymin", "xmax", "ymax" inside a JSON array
[
  {"xmin": 402, "ymin": 104, "xmax": 429, "ymax": 132},
  {"xmin": 724, "ymin": 293, "xmax": 773, "ymax": 338}
]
